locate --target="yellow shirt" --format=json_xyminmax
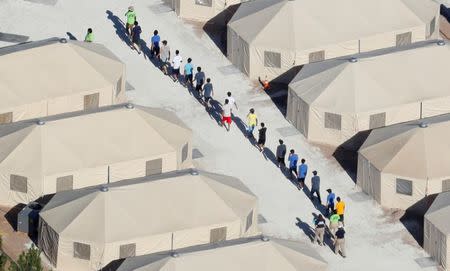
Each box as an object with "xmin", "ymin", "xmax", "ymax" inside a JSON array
[
  {"xmin": 336, "ymin": 201, "xmax": 345, "ymax": 215},
  {"xmin": 247, "ymin": 113, "xmax": 258, "ymax": 126}
]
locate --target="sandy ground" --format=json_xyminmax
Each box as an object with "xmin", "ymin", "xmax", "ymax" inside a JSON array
[{"xmin": 0, "ymin": 0, "xmax": 442, "ymax": 270}]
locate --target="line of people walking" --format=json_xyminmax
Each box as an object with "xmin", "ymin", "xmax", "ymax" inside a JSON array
[{"xmin": 115, "ymin": 6, "xmax": 347, "ymax": 258}]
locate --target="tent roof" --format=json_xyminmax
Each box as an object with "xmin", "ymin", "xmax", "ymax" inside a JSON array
[
  {"xmin": 0, "ymin": 37, "xmax": 124, "ymax": 110},
  {"xmin": 289, "ymin": 40, "xmax": 450, "ymax": 113},
  {"xmin": 359, "ymin": 114, "xmax": 450, "ymax": 179},
  {"xmin": 229, "ymin": 0, "xmax": 437, "ymax": 49},
  {"xmin": 0, "ymin": 105, "xmax": 191, "ymax": 175},
  {"xmin": 39, "ymin": 169, "xmax": 257, "ymax": 243},
  {"xmin": 425, "ymin": 191, "xmax": 450, "ymax": 235},
  {"xmin": 116, "ymin": 236, "xmax": 327, "ymax": 271}
]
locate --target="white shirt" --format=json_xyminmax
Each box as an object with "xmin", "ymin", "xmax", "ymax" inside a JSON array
[
  {"xmin": 222, "ymin": 103, "xmax": 232, "ymax": 117},
  {"xmin": 172, "ymin": 55, "xmax": 183, "ymax": 69},
  {"xmin": 228, "ymin": 96, "xmax": 236, "ymax": 108}
]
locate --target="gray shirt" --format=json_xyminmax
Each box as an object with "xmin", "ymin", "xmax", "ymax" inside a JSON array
[
  {"xmin": 160, "ymin": 45, "xmax": 170, "ymax": 61},
  {"xmin": 203, "ymin": 83, "xmax": 213, "ymax": 97},
  {"xmin": 276, "ymin": 144, "xmax": 286, "ymax": 158},
  {"xmin": 311, "ymin": 175, "xmax": 320, "ymax": 190},
  {"xmin": 194, "ymin": 72, "xmax": 205, "ymax": 85}
]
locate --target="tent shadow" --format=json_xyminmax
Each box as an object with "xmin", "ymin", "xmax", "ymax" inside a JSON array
[
  {"xmin": 260, "ymin": 65, "xmax": 303, "ymax": 117},
  {"xmin": 202, "ymin": 4, "xmax": 241, "ymax": 55},
  {"xmin": 4, "ymin": 203, "xmax": 26, "ymax": 231},
  {"xmin": 400, "ymin": 194, "xmax": 438, "ymax": 247},
  {"xmin": 101, "ymin": 258, "xmax": 125, "ymax": 271},
  {"xmin": 332, "ymin": 130, "xmax": 371, "ymax": 183}
]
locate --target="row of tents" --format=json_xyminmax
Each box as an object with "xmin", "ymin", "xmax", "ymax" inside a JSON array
[
  {"xmin": 206, "ymin": 2, "xmax": 450, "ymax": 270},
  {"xmin": 0, "ymin": 38, "xmax": 328, "ymax": 270}
]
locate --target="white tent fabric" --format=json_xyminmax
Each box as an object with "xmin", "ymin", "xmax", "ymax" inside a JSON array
[
  {"xmin": 424, "ymin": 192, "xmax": 450, "ymax": 270},
  {"xmin": 357, "ymin": 114, "xmax": 450, "ymax": 210},
  {"xmin": 172, "ymin": 0, "xmax": 241, "ymax": 21},
  {"xmin": 287, "ymin": 40, "xmax": 450, "ymax": 147},
  {"xmin": 0, "ymin": 105, "xmax": 192, "ymax": 206},
  {"xmin": 116, "ymin": 236, "xmax": 327, "ymax": 271},
  {"xmin": 38, "ymin": 170, "xmax": 259, "ymax": 271},
  {"xmin": 0, "ymin": 38, "xmax": 127, "ymax": 123},
  {"xmin": 227, "ymin": 0, "xmax": 439, "ymax": 80}
]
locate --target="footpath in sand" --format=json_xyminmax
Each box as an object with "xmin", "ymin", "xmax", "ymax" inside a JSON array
[{"xmin": 0, "ymin": 0, "xmax": 440, "ymax": 270}]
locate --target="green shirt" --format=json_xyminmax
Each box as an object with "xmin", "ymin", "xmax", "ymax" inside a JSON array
[
  {"xmin": 84, "ymin": 32, "xmax": 94, "ymax": 42},
  {"xmin": 126, "ymin": 10, "xmax": 136, "ymax": 25},
  {"xmin": 330, "ymin": 214, "xmax": 340, "ymax": 223}
]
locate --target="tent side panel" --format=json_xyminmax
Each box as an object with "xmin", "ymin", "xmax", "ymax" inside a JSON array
[
  {"xmin": 109, "ymin": 153, "xmax": 177, "ymax": 182},
  {"xmin": 44, "ymin": 166, "xmax": 107, "ymax": 195},
  {"xmin": 227, "ymin": 28, "xmax": 250, "ymax": 76},
  {"xmin": 380, "ymin": 173, "xmax": 425, "ymax": 209},
  {"xmin": 172, "ymin": 221, "xmax": 241, "ymax": 250},
  {"xmin": 385, "ymin": 103, "xmax": 421, "ymax": 127},
  {"xmin": 47, "ymin": 88, "xmax": 112, "ymax": 116},
  {"xmin": 422, "ymin": 96, "xmax": 450, "ymax": 118},
  {"xmin": 9, "ymin": 101, "xmax": 47, "ymax": 123},
  {"xmin": 286, "ymin": 89, "xmax": 309, "ymax": 138},
  {"xmin": 38, "ymin": 219, "xmax": 59, "ymax": 267},
  {"xmin": 357, "ymin": 155, "xmax": 382, "ymax": 204}
]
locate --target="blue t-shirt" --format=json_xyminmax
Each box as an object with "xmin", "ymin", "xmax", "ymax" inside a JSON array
[
  {"xmin": 288, "ymin": 154, "xmax": 298, "ymax": 168},
  {"xmin": 151, "ymin": 34, "xmax": 160, "ymax": 47},
  {"xmin": 203, "ymin": 83, "xmax": 213, "ymax": 97},
  {"xmin": 184, "ymin": 63, "xmax": 193, "ymax": 75},
  {"xmin": 132, "ymin": 26, "xmax": 142, "ymax": 40},
  {"xmin": 299, "ymin": 163, "xmax": 308, "ymax": 178},
  {"xmin": 327, "ymin": 192, "xmax": 336, "ymax": 204}
]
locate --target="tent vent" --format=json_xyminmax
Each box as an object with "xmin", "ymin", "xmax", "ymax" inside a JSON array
[
  {"xmin": 419, "ymin": 122, "xmax": 428, "ymax": 128},
  {"xmin": 36, "ymin": 120, "xmax": 45, "ymax": 125},
  {"xmin": 125, "ymin": 103, "xmax": 134, "ymax": 109},
  {"xmin": 100, "ymin": 185, "xmax": 109, "ymax": 192},
  {"xmin": 190, "ymin": 169, "xmax": 199, "ymax": 176},
  {"xmin": 349, "ymin": 57, "xmax": 358, "ymax": 63},
  {"xmin": 437, "ymin": 40, "xmax": 445, "ymax": 46},
  {"xmin": 171, "ymin": 252, "xmax": 179, "ymax": 258},
  {"xmin": 261, "ymin": 236, "xmax": 270, "ymax": 242},
  {"xmin": 59, "ymin": 38, "xmax": 67, "ymax": 43}
]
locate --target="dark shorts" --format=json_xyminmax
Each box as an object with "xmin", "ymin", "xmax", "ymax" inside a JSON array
[
  {"xmin": 186, "ymin": 74, "xmax": 193, "ymax": 82},
  {"xmin": 258, "ymin": 138, "xmax": 266, "ymax": 145},
  {"xmin": 132, "ymin": 36, "xmax": 140, "ymax": 44},
  {"xmin": 339, "ymin": 214, "xmax": 344, "ymax": 222},
  {"xmin": 298, "ymin": 177, "xmax": 305, "ymax": 183},
  {"xmin": 204, "ymin": 96, "xmax": 212, "ymax": 103},
  {"xmin": 289, "ymin": 167, "xmax": 298, "ymax": 175},
  {"xmin": 195, "ymin": 84, "xmax": 203, "ymax": 92},
  {"xmin": 277, "ymin": 156, "xmax": 285, "ymax": 164},
  {"xmin": 152, "ymin": 45, "xmax": 160, "ymax": 55},
  {"xmin": 172, "ymin": 68, "xmax": 180, "ymax": 75}
]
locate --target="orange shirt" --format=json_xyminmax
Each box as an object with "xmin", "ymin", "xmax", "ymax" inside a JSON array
[{"xmin": 336, "ymin": 201, "xmax": 345, "ymax": 215}]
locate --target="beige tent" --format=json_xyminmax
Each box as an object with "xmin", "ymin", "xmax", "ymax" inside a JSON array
[
  {"xmin": 0, "ymin": 104, "xmax": 192, "ymax": 206},
  {"xmin": 357, "ymin": 114, "xmax": 450, "ymax": 210},
  {"xmin": 424, "ymin": 191, "xmax": 450, "ymax": 270},
  {"xmin": 227, "ymin": 0, "xmax": 439, "ymax": 81},
  {"xmin": 0, "ymin": 38, "xmax": 127, "ymax": 124},
  {"xmin": 38, "ymin": 169, "xmax": 259, "ymax": 271},
  {"xmin": 116, "ymin": 236, "xmax": 327, "ymax": 271},
  {"xmin": 170, "ymin": 0, "xmax": 241, "ymax": 21},
  {"xmin": 287, "ymin": 40, "xmax": 450, "ymax": 147}
]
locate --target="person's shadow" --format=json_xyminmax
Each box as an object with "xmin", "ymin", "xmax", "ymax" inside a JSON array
[
  {"xmin": 208, "ymin": 99, "xmax": 223, "ymax": 127},
  {"xmin": 301, "ymin": 185, "xmax": 328, "ymax": 216},
  {"xmin": 66, "ymin": 32, "xmax": 77, "ymax": 40},
  {"xmin": 106, "ymin": 10, "xmax": 131, "ymax": 46},
  {"xmin": 295, "ymin": 217, "xmax": 314, "ymax": 242}
]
